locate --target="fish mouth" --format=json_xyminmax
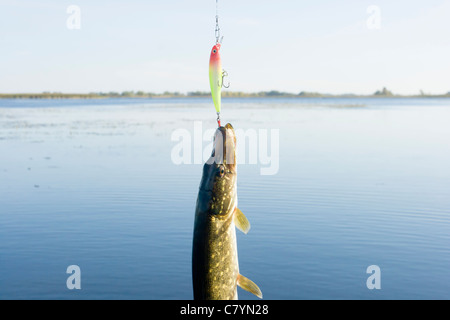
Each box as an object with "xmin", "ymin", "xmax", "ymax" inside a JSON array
[
  {"xmin": 199, "ymin": 123, "xmax": 237, "ymax": 193},
  {"xmin": 224, "ymin": 123, "xmax": 236, "ymax": 148},
  {"xmin": 208, "ymin": 123, "xmax": 236, "ymax": 166}
]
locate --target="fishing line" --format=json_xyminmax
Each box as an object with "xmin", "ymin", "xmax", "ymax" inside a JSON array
[
  {"xmin": 215, "ymin": 0, "xmax": 221, "ymax": 44},
  {"xmin": 215, "ymin": 0, "xmax": 221, "ymax": 127}
]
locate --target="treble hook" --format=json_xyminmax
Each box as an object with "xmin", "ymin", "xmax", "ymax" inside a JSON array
[{"xmin": 222, "ymin": 70, "xmax": 230, "ymax": 88}]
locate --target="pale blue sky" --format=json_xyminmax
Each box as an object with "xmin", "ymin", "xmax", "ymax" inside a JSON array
[{"xmin": 1, "ymin": 0, "xmax": 449, "ymax": 94}]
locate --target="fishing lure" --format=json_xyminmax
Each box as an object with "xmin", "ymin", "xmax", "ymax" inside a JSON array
[{"xmin": 209, "ymin": 0, "xmax": 229, "ymax": 127}]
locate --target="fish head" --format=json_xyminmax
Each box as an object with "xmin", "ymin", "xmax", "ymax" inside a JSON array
[{"xmin": 199, "ymin": 123, "xmax": 237, "ymax": 216}]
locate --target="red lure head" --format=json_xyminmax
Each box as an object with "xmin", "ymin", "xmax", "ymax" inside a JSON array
[{"xmin": 210, "ymin": 43, "xmax": 221, "ymax": 62}]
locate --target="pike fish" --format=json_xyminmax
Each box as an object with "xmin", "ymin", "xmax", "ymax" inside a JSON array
[{"xmin": 192, "ymin": 123, "xmax": 262, "ymax": 300}]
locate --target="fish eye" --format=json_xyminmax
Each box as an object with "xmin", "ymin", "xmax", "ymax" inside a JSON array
[
  {"xmin": 213, "ymin": 49, "xmax": 217, "ymax": 53},
  {"xmin": 218, "ymin": 167, "xmax": 225, "ymax": 177}
]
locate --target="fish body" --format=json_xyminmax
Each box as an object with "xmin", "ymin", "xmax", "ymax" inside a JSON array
[
  {"xmin": 209, "ymin": 44, "xmax": 223, "ymax": 114},
  {"xmin": 192, "ymin": 123, "xmax": 262, "ymax": 300}
]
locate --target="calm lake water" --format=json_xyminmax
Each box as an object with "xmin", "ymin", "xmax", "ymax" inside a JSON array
[{"xmin": 1, "ymin": 97, "xmax": 449, "ymax": 300}]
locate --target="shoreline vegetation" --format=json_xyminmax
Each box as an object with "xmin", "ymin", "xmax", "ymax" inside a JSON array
[{"xmin": 1, "ymin": 88, "xmax": 449, "ymax": 99}]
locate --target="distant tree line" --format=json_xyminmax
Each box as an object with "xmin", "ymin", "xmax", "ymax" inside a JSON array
[{"xmin": 1, "ymin": 88, "xmax": 449, "ymax": 99}]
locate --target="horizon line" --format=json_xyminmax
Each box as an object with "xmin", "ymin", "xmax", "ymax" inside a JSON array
[{"xmin": 1, "ymin": 88, "xmax": 450, "ymax": 99}]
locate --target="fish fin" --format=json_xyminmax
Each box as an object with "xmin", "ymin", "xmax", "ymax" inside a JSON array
[
  {"xmin": 237, "ymin": 274, "xmax": 263, "ymax": 299},
  {"xmin": 234, "ymin": 208, "xmax": 251, "ymax": 234}
]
